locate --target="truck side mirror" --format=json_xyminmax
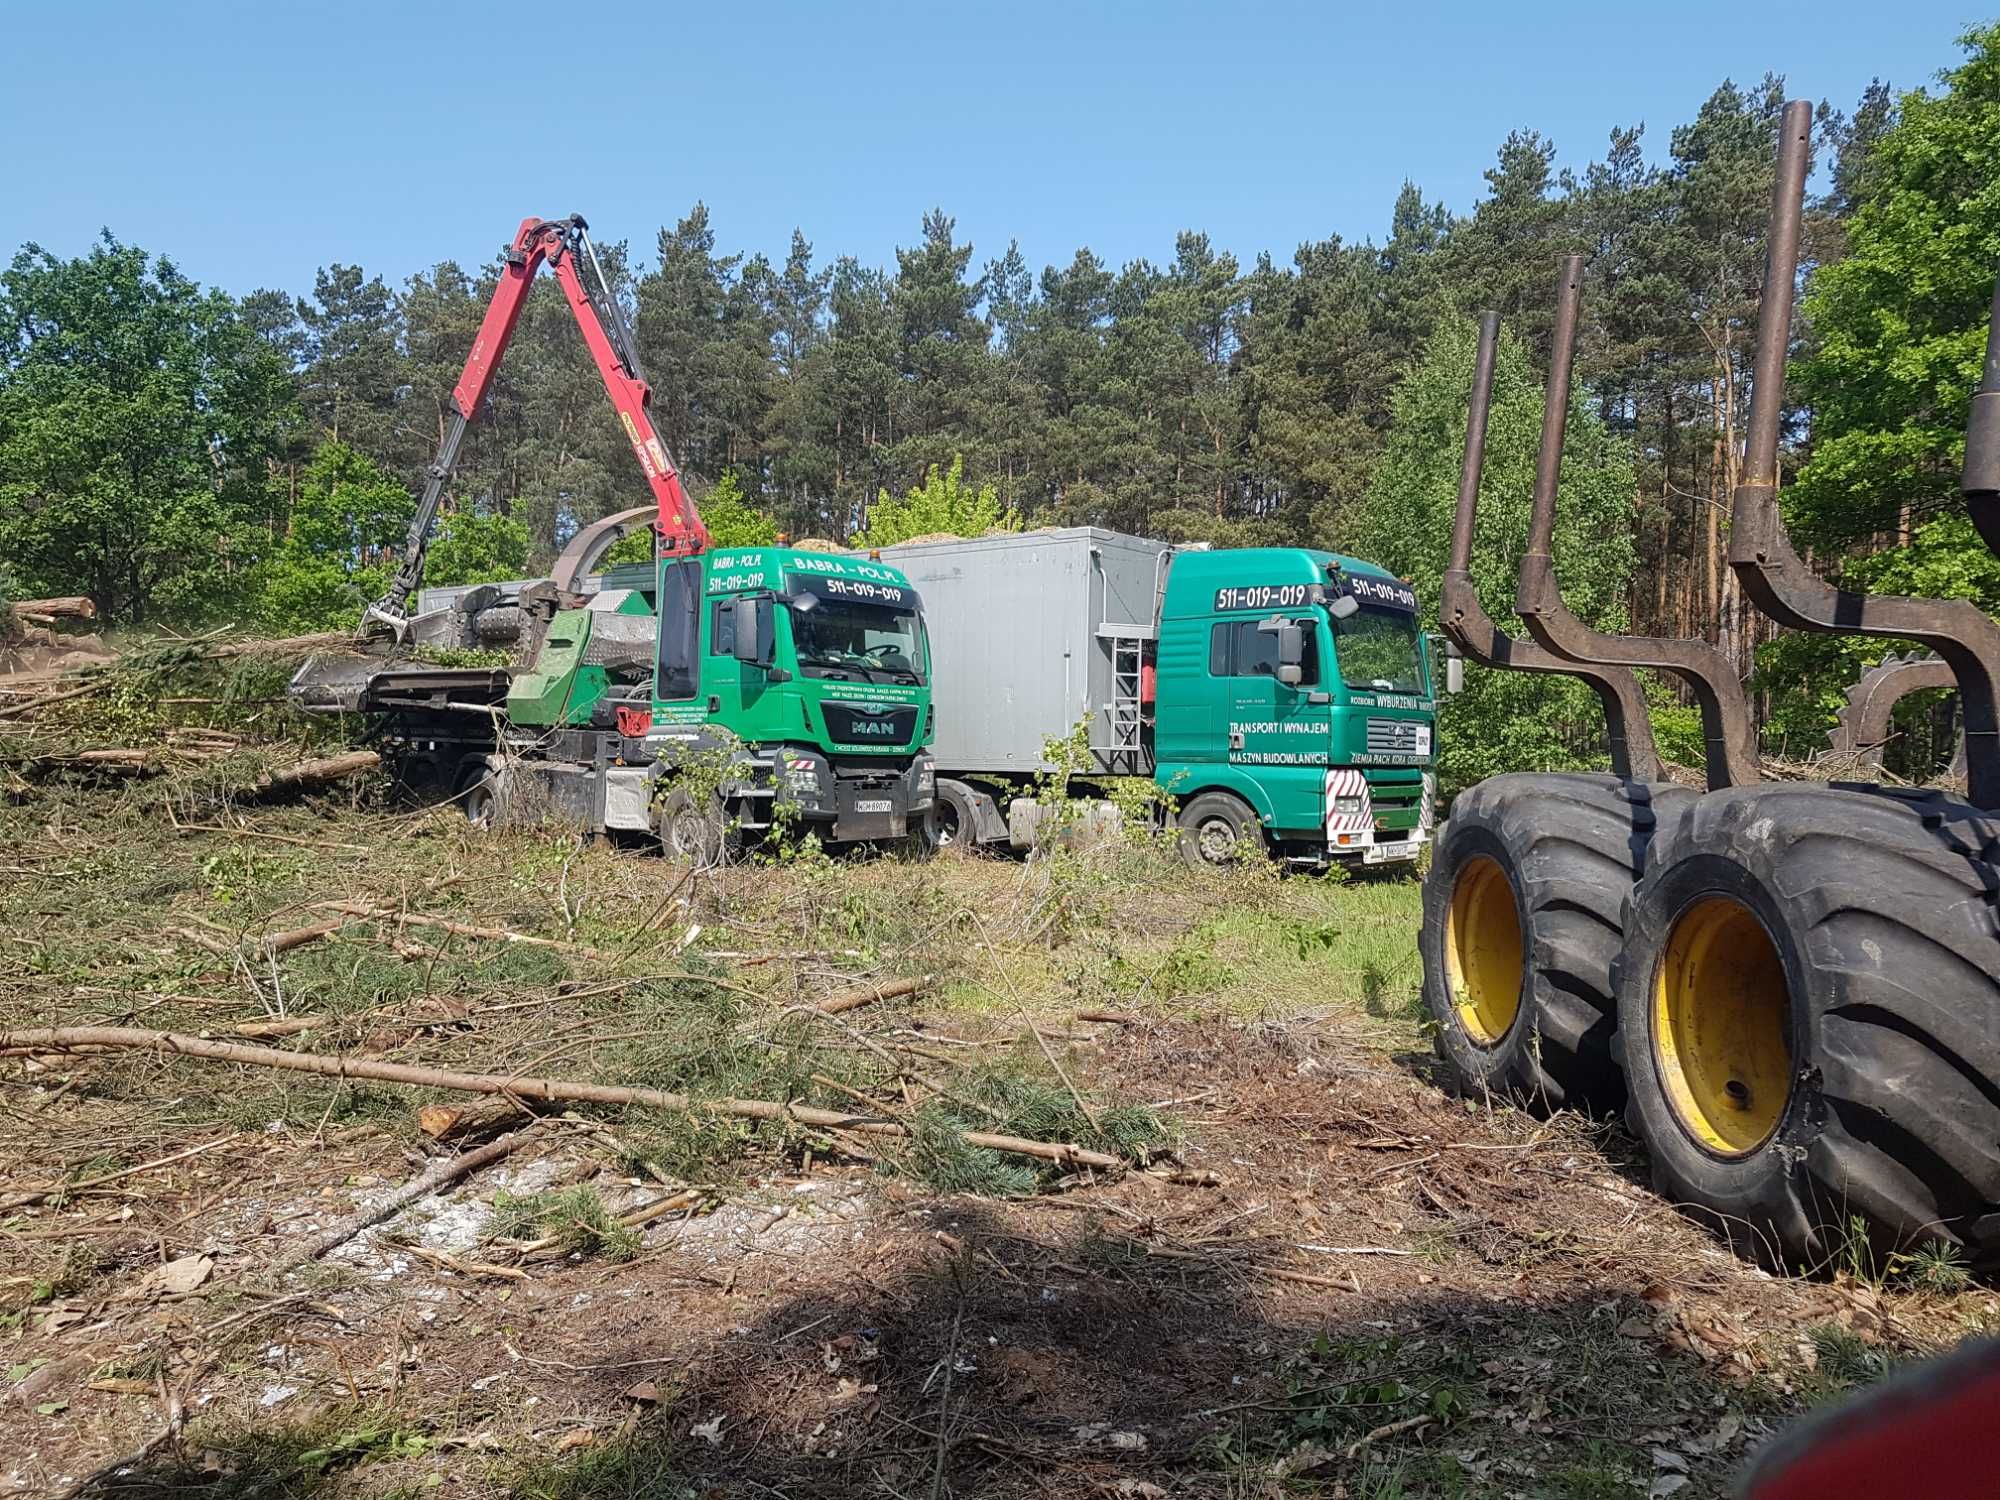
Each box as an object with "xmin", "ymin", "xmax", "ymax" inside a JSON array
[
  {"xmin": 1328, "ymin": 593, "xmax": 1360, "ymax": 620},
  {"xmin": 1260, "ymin": 617, "xmax": 1305, "ymax": 686},
  {"xmin": 731, "ymin": 595, "xmax": 776, "ymax": 668}
]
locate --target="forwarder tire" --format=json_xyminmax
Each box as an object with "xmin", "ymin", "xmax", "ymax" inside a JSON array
[
  {"xmin": 1616, "ymin": 782, "xmax": 2000, "ymax": 1273},
  {"xmin": 1420, "ymin": 772, "xmax": 1694, "ymax": 1114}
]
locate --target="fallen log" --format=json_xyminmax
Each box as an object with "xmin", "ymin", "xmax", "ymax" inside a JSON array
[
  {"xmin": 230, "ymin": 1017, "xmax": 324, "ymax": 1040},
  {"xmin": 11, "ymin": 596, "xmax": 96, "ymax": 622},
  {"xmin": 419, "ymin": 1097, "xmax": 533, "ymax": 1142},
  {"xmin": 259, "ymin": 918, "xmax": 351, "ymax": 956},
  {"xmin": 19, "ymin": 748, "xmax": 157, "ymax": 777},
  {"xmin": 317, "ymin": 901, "xmax": 615, "ymax": 961},
  {"xmin": 1, "ymin": 1026, "xmax": 1131, "ymax": 1171},
  {"xmin": 813, "ymin": 974, "xmax": 933, "ymax": 1016},
  {"xmin": 238, "ymin": 750, "xmax": 380, "ymax": 802}
]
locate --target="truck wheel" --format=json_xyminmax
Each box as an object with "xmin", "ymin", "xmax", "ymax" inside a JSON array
[
  {"xmin": 933, "ymin": 781, "xmax": 979, "ymax": 850},
  {"xmin": 1177, "ymin": 792, "xmax": 1260, "ymax": 869},
  {"xmin": 1616, "ymin": 782, "xmax": 2000, "ymax": 1272},
  {"xmin": 657, "ymin": 787, "xmax": 730, "ymax": 866},
  {"xmin": 1420, "ymin": 773, "xmax": 1693, "ymax": 1114},
  {"xmin": 459, "ymin": 761, "xmax": 512, "ymax": 830}
]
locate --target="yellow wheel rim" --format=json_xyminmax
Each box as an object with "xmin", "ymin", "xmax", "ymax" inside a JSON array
[
  {"xmin": 1652, "ymin": 896, "xmax": 1793, "ymax": 1156},
  {"xmin": 1445, "ymin": 856, "xmax": 1523, "ymax": 1045}
]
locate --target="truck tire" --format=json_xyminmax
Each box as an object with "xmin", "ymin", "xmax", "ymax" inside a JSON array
[
  {"xmin": 933, "ymin": 780, "xmax": 980, "ymax": 850},
  {"xmin": 892, "ymin": 809, "xmax": 940, "ymax": 862},
  {"xmin": 657, "ymin": 787, "xmax": 730, "ymax": 866},
  {"xmin": 459, "ymin": 760, "xmax": 512, "ymax": 830},
  {"xmin": 1420, "ymin": 773, "xmax": 1693, "ymax": 1113},
  {"xmin": 1177, "ymin": 791, "xmax": 1260, "ymax": 869},
  {"xmin": 1615, "ymin": 782, "xmax": 2000, "ymax": 1272}
]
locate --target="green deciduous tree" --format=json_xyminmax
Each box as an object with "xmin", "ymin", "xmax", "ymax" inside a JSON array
[
  {"xmin": 855, "ymin": 455, "xmax": 1018, "ymax": 548},
  {"xmin": 427, "ymin": 510, "xmax": 533, "ymax": 587},
  {"xmin": 1790, "ymin": 25, "xmax": 2000, "ymax": 550},
  {"xmin": 0, "ymin": 234, "xmax": 295, "ymax": 623},
  {"xmin": 246, "ymin": 440, "xmax": 410, "ymax": 633},
  {"xmin": 1757, "ymin": 26, "xmax": 2000, "ymax": 754}
]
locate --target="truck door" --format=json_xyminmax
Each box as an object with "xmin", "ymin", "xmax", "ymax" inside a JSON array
[{"xmin": 1217, "ymin": 616, "xmax": 1332, "ymax": 834}]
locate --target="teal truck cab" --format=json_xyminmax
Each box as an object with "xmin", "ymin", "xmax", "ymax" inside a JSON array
[
  {"xmin": 1151, "ymin": 546, "xmax": 1437, "ymax": 867},
  {"xmin": 884, "ymin": 528, "xmax": 1441, "ymax": 869},
  {"xmin": 639, "ymin": 545, "xmax": 936, "ymax": 854}
]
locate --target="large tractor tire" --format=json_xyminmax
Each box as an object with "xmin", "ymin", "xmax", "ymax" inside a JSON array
[
  {"xmin": 1615, "ymin": 782, "xmax": 2000, "ymax": 1272},
  {"xmin": 1420, "ymin": 773, "xmax": 1694, "ymax": 1113}
]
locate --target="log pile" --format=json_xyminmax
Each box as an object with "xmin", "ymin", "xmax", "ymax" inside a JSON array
[{"xmin": 1, "ymin": 595, "xmax": 110, "ymax": 669}]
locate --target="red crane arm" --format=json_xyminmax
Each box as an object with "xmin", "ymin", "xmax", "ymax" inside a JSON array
[{"xmin": 366, "ymin": 214, "xmax": 707, "ymax": 636}]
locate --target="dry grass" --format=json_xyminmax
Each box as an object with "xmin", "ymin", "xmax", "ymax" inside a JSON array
[{"xmin": 0, "ymin": 771, "xmax": 1993, "ymax": 1498}]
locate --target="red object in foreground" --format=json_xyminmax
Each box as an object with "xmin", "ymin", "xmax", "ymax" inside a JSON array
[
  {"xmin": 614, "ymin": 705, "xmax": 653, "ymax": 739},
  {"xmin": 1738, "ymin": 1339, "xmax": 2000, "ymax": 1499}
]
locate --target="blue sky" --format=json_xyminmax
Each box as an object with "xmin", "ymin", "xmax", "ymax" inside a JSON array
[{"xmin": 3, "ymin": 1, "xmax": 1985, "ymax": 301}]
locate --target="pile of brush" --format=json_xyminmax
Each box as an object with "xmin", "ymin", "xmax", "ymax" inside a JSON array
[{"xmin": 0, "ymin": 627, "xmax": 378, "ymax": 806}]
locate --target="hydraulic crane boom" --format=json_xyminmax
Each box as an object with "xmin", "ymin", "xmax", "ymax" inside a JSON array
[{"xmin": 363, "ymin": 214, "xmax": 710, "ymax": 638}]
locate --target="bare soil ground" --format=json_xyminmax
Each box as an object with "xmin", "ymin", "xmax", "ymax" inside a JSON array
[{"xmin": 1, "ymin": 781, "xmax": 1993, "ymax": 1499}]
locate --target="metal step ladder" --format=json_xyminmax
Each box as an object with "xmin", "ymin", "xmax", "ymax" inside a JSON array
[{"xmin": 1099, "ymin": 627, "xmax": 1149, "ymax": 776}]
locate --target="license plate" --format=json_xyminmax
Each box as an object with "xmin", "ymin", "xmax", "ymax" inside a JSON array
[
  {"xmin": 856, "ymin": 799, "xmax": 893, "ymax": 814},
  {"xmin": 1414, "ymin": 725, "xmax": 1433, "ymax": 755},
  {"xmin": 1363, "ymin": 843, "xmax": 1420, "ymax": 864}
]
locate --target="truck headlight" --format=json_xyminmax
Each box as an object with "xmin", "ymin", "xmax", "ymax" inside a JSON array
[
  {"xmin": 785, "ymin": 756, "xmax": 821, "ymax": 794},
  {"xmin": 917, "ymin": 756, "xmax": 935, "ymax": 792},
  {"xmin": 1333, "ymin": 795, "xmax": 1365, "ymax": 815}
]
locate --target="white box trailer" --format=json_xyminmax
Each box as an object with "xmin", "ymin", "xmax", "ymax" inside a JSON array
[{"xmin": 885, "ymin": 528, "xmax": 1172, "ymax": 777}]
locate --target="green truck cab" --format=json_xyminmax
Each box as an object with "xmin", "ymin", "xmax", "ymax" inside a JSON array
[
  {"xmin": 1152, "ymin": 547, "xmax": 1436, "ymax": 866},
  {"xmin": 638, "ymin": 546, "xmax": 936, "ymax": 851},
  {"xmin": 293, "ymin": 545, "xmax": 935, "ymax": 856}
]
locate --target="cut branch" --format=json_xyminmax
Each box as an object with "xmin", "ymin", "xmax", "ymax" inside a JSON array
[
  {"xmin": 318, "ymin": 901, "xmax": 615, "ymax": 961},
  {"xmin": 276, "ymin": 1123, "xmax": 542, "ymax": 1269},
  {"xmin": 2, "ymin": 1026, "xmax": 1128, "ymax": 1171}
]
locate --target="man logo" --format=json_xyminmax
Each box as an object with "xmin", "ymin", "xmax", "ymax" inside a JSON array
[{"xmin": 849, "ymin": 719, "xmax": 898, "ymax": 738}]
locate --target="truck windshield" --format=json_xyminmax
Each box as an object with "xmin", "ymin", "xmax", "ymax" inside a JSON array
[
  {"xmin": 1333, "ymin": 606, "xmax": 1424, "ymax": 694},
  {"xmin": 790, "ymin": 599, "xmax": 928, "ymax": 685}
]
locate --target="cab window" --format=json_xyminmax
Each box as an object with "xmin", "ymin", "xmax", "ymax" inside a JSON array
[
  {"xmin": 655, "ymin": 560, "xmax": 699, "ymax": 700},
  {"xmin": 709, "ymin": 600, "xmax": 736, "ymax": 657},
  {"xmin": 1207, "ymin": 618, "xmax": 1320, "ymax": 685}
]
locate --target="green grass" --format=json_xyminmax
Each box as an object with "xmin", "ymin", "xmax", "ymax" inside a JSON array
[
  {"xmin": 504, "ymin": 1429, "xmax": 694, "ymax": 1500},
  {"xmin": 120, "ymin": 1403, "xmax": 436, "ymax": 1498},
  {"xmin": 485, "ymin": 1186, "xmax": 641, "ymax": 1261}
]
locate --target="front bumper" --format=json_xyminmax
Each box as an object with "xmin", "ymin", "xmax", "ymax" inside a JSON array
[
  {"xmin": 777, "ymin": 748, "xmax": 935, "ymax": 842},
  {"xmin": 1323, "ymin": 768, "xmax": 1436, "ymax": 858}
]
